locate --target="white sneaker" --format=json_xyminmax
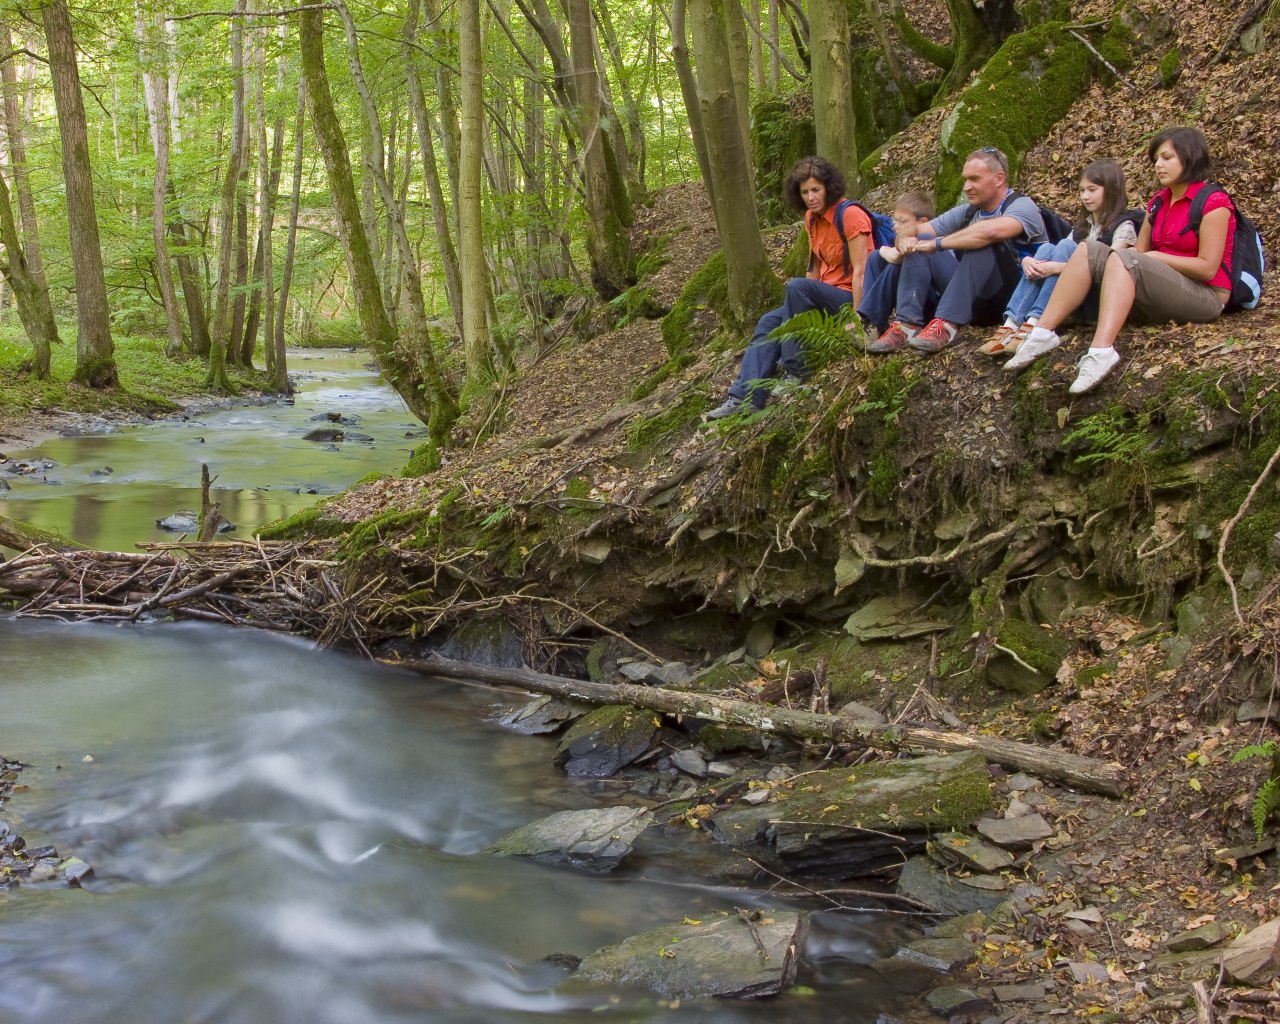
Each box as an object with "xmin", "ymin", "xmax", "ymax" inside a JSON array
[
  {"xmin": 705, "ymin": 397, "xmax": 747, "ymax": 421},
  {"xmin": 1003, "ymin": 326, "xmax": 1061, "ymax": 371},
  {"xmin": 1068, "ymin": 348, "xmax": 1120, "ymax": 394}
]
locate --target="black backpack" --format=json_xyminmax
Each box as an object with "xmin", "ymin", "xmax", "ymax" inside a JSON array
[
  {"xmin": 1075, "ymin": 209, "xmax": 1145, "ymax": 246},
  {"xmin": 1148, "ymin": 183, "xmax": 1265, "ymax": 312},
  {"xmin": 963, "ymin": 189, "xmax": 1072, "ymax": 246}
]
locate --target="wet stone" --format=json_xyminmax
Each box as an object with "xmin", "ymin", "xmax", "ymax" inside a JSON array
[
  {"xmin": 706, "ymin": 761, "xmax": 736, "ymax": 779},
  {"xmin": 484, "ymin": 806, "xmax": 653, "ymax": 874},
  {"xmin": 570, "ymin": 910, "xmax": 808, "ymax": 999},
  {"xmin": 497, "ymin": 695, "xmax": 587, "ymax": 735},
  {"xmin": 993, "ymin": 981, "xmax": 1051, "ymax": 1002},
  {"xmin": 896, "ymin": 857, "xmax": 1007, "ymax": 918},
  {"xmin": 925, "ymin": 986, "xmax": 992, "ymax": 1017},
  {"xmin": 670, "ymin": 749, "xmax": 707, "ymax": 777},
  {"xmin": 554, "ymin": 705, "xmax": 658, "ymax": 778}
]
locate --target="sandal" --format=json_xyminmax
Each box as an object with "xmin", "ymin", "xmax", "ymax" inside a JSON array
[{"xmin": 978, "ymin": 325, "xmax": 1018, "ymax": 356}]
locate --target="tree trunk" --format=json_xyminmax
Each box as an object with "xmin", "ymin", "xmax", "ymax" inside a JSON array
[
  {"xmin": 251, "ymin": 31, "xmax": 276, "ymax": 384},
  {"xmin": 810, "ymin": 0, "xmax": 857, "ymax": 184},
  {"xmin": 566, "ymin": 0, "xmax": 631, "ymax": 298},
  {"xmin": 0, "ymin": 23, "xmax": 59, "ymax": 377},
  {"xmin": 208, "ymin": 0, "xmax": 246, "ymax": 390},
  {"xmin": 721, "ymin": 0, "xmax": 753, "ymax": 187},
  {"xmin": 298, "ymin": 6, "xmax": 432, "ymax": 423},
  {"xmin": 334, "ymin": 0, "xmax": 458, "ymax": 439},
  {"xmin": 768, "ymin": 0, "xmax": 780, "ymax": 89},
  {"xmin": 135, "ymin": 1, "xmax": 186, "ymax": 358},
  {"xmin": 229, "ymin": 190, "xmax": 250, "ymax": 365},
  {"xmin": 0, "ymin": 169, "xmax": 58, "ymax": 377},
  {"xmin": 689, "ymin": 0, "xmax": 776, "ymax": 329},
  {"xmin": 670, "ymin": 0, "xmax": 715, "ymax": 205},
  {"xmin": 41, "ymin": 0, "xmax": 116, "ymax": 388},
  {"xmin": 393, "ymin": 654, "xmax": 1129, "ymax": 797},
  {"xmin": 273, "ymin": 78, "xmax": 305, "ymax": 392},
  {"xmin": 458, "ymin": 0, "xmax": 495, "ymax": 393},
  {"xmin": 403, "ymin": 0, "xmax": 463, "ymax": 329}
]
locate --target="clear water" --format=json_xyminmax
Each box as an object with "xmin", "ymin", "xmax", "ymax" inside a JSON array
[
  {"xmin": 0, "ymin": 350, "xmax": 422, "ymax": 552},
  {"xmin": 0, "ymin": 620, "xmax": 926, "ymax": 1023}
]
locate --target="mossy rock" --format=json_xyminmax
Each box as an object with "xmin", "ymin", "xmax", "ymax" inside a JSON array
[
  {"xmin": 1158, "ymin": 48, "xmax": 1182, "ymax": 88},
  {"xmin": 555, "ymin": 705, "xmax": 660, "ymax": 778},
  {"xmin": 660, "ymin": 249, "xmax": 729, "ymax": 357},
  {"xmin": 850, "ymin": 46, "xmax": 925, "ymax": 168},
  {"xmin": 698, "ymin": 722, "xmax": 770, "ymax": 755},
  {"xmin": 1017, "ymin": 0, "xmax": 1072, "ymax": 27},
  {"xmin": 986, "ymin": 617, "xmax": 1069, "ymax": 694},
  {"xmin": 713, "ymin": 751, "xmax": 993, "ymax": 875},
  {"xmin": 934, "ymin": 22, "xmax": 1098, "ymax": 204},
  {"xmin": 753, "ymin": 93, "xmax": 815, "ymax": 226}
]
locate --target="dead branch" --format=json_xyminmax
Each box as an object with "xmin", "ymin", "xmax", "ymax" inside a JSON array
[
  {"xmin": 390, "ymin": 654, "xmax": 1129, "ymax": 796},
  {"xmin": 1218, "ymin": 437, "xmax": 1280, "ymax": 624},
  {"xmin": 1214, "ymin": 0, "xmax": 1271, "ymax": 62}
]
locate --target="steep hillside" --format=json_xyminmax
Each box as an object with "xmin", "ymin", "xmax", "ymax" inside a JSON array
[{"xmin": 280, "ymin": 3, "xmax": 1280, "ymax": 1019}]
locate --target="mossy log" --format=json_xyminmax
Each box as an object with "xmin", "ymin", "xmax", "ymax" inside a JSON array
[
  {"xmin": 0, "ymin": 512, "xmax": 83, "ymax": 553},
  {"xmin": 390, "ymin": 654, "xmax": 1127, "ymax": 797}
]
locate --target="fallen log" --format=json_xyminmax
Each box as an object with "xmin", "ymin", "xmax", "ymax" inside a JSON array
[
  {"xmin": 386, "ymin": 655, "xmax": 1128, "ymax": 797},
  {"xmin": 0, "ymin": 512, "xmax": 84, "ymax": 553}
]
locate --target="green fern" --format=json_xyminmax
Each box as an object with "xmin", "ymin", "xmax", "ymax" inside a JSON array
[
  {"xmin": 1062, "ymin": 407, "xmax": 1152, "ymax": 467},
  {"xmin": 1233, "ymin": 741, "xmax": 1280, "ymax": 841},
  {"xmin": 765, "ymin": 307, "xmax": 859, "ymax": 371}
]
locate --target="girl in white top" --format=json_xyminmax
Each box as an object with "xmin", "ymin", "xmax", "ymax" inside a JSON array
[{"xmin": 981, "ymin": 159, "xmax": 1138, "ymax": 356}]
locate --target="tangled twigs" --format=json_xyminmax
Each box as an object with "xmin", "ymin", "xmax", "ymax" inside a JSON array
[
  {"xmin": 1218, "ymin": 437, "xmax": 1280, "ymax": 624},
  {"xmin": 0, "ymin": 538, "xmax": 371, "ymax": 644}
]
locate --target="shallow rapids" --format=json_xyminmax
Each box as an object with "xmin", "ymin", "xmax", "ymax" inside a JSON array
[{"xmin": 0, "ymin": 619, "xmax": 922, "ymax": 1023}]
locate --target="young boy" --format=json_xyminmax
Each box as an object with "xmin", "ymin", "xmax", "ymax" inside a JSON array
[{"xmin": 856, "ymin": 191, "xmax": 959, "ymax": 353}]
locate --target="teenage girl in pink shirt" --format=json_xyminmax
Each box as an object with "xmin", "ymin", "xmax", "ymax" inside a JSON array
[{"xmin": 1004, "ymin": 127, "xmax": 1234, "ymax": 394}]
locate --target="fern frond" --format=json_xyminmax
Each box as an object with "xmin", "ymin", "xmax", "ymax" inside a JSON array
[
  {"xmin": 766, "ymin": 307, "xmax": 858, "ymax": 371},
  {"xmin": 1253, "ymin": 777, "xmax": 1280, "ymax": 841},
  {"xmin": 1233, "ymin": 742, "xmax": 1278, "ymax": 763}
]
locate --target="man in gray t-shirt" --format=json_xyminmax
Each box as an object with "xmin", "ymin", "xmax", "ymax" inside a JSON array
[{"xmin": 867, "ymin": 147, "xmax": 1046, "ymax": 355}]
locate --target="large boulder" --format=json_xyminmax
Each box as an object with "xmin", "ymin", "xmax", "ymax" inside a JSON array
[
  {"xmin": 711, "ymin": 750, "xmax": 993, "ymax": 877},
  {"xmin": 570, "ymin": 910, "xmax": 808, "ymax": 999}
]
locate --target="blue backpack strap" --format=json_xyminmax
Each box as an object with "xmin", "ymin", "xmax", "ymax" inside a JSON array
[{"xmin": 832, "ymin": 198, "xmax": 854, "ymax": 275}]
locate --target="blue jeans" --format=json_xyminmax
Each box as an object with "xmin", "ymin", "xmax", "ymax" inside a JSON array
[
  {"xmin": 727, "ymin": 278, "xmax": 851, "ymax": 408},
  {"xmin": 1003, "ymin": 238, "xmax": 1078, "ymax": 324},
  {"xmin": 857, "ymin": 249, "xmax": 957, "ymax": 332}
]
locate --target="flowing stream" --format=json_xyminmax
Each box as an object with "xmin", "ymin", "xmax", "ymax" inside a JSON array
[
  {"xmin": 0, "ymin": 353, "xmax": 927, "ymax": 1022},
  {"xmin": 0, "ymin": 350, "xmax": 422, "ymax": 552}
]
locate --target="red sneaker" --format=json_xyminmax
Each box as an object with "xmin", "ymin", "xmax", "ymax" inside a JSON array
[
  {"xmin": 908, "ymin": 318, "xmax": 957, "ymax": 354},
  {"xmin": 866, "ymin": 322, "xmax": 917, "ymax": 354}
]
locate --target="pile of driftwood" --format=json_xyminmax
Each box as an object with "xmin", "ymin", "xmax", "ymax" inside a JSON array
[{"xmin": 0, "ymin": 533, "xmax": 376, "ymax": 652}]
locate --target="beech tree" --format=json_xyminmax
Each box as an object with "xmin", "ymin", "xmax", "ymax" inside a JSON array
[{"xmin": 41, "ymin": 0, "xmax": 116, "ymax": 388}]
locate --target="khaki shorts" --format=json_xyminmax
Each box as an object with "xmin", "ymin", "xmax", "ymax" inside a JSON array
[{"xmin": 1083, "ymin": 240, "xmax": 1225, "ymax": 323}]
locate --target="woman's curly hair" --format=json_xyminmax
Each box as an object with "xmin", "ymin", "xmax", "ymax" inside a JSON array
[{"xmin": 783, "ymin": 156, "xmax": 846, "ymax": 214}]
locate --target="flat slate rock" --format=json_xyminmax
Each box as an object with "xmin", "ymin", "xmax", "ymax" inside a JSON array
[
  {"xmin": 930, "ymin": 831, "xmax": 1015, "ymax": 873},
  {"xmin": 893, "ymin": 936, "xmax": 977, "ymax": 973},
  {"xmin": 498, "ymin": 695, "xmax": 587, "ymax": 735},
  {"xmin": 924, "ymin": 986, "xmax": 992, "ymax": 1017},
  {"xmin": 570, "ymin": 910, "xmax": 807, "ymax": 999},
  {"xmin": 896, "ymin": 857, "xmax": 1007, "ymax": 918},
  {"xmin": 975, "ymin": 813, "xmax": 1053, "ymax": 848},
  {"xmin": 1222, "ymin": 917, "xmax": 1280, "ymax": 983},
  {"xmin": 1167, "ymin": 921, "xmax": 1230, "ymax": 953},
  {"xmin": 484, "ymin": 806, "xmax": 653, "ymax": 874}
]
